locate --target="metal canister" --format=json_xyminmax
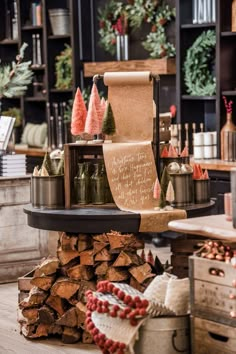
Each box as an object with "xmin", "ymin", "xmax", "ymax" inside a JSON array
[
  {"xmin": 193, "ymin": 179, "xmax": 210, "ymax": 204},
  {"xmin": 169, "ymin": 172, "xmax": 193, "ymax": 207},
  {"xmin": 31, "ymin": 175, "xmax": 65, "ymax": 209}
]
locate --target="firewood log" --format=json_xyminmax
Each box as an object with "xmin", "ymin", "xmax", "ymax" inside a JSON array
[
  {"xmin": 107, "ymin": 231, "xmax": 144, "ymax": 252},
  {"xmin": 129, "ymin": 276, "xmax": 146, "ymax": 293},
  {"xmin": 57, "ymin": 247, "xmax": 79, "ymax": 266},
  {"xmin": 67, "ymin": 264, "xmax": 94, "ymax": 281},
  {"xmin": 30, "ymin": 275, "xmax": 56, "ymax": 291},
  {"xmin": 93, "ymin": 233, "xmax": 109, "ymax": 243},
  {"xmin": 75, "ymin": 302, "xmax": 86, "ymax": 329},
  {"xmin": 34, "ymin": 256, "xmax": 59, "ymax": 277},
  {"xmin": 38, "ymin": 305, "xmax": 55, "ymax": 324},
  {"xmin": 51, "ymin": 278, "xmax": 80, "ymax": 300},
  {"xmin": 56, "ymin": 307, "xmax": 78, "ymax": 327},
  {"xmin": 59, "ymin": 232, "xmax": 78, "ymax": 251},
  {"xmin": 77, "ymin": 280, "xmax": 96, "ymax": 303},
  {"xmin": 17, "ymin": 308, "xmax": 39, "ymax": 325},
  {"xmin": 62, "ymin": 327, "xmax": 82, "ymax": 344},
  {"xmin": 129, "ymin": 263, "xmax": 155, "ymax": 284},
  {"xmin": 82, "ymin": 330, "xmax": 93, "ymax": 344},
  {"xmin": 21, "ymin": 323, "xmax": 50, "ymax": 338},
  {"xmin": 112, "ymin": 251, "xmax": 143, "ymax": 267},
  {"xmin": 79, "ymin": 249, "xmax": 94, "ymax": 265},
  {"xmin": 48, "ymin": 324, "xmax": 63, "ymax": 336},
  {"xmin": 95, "ymin": 261, "xmax": 110, "ymax": 276},
  {"xmin": 94, "ymin": 247, "xmax": 113, "ymax": 261},
  {"xmin": 45, "ymin": 294, "xmax": 67, "ymax": 316},
  {"xmin": 19, "ymin": 287, "xmax": 48, "ymax": 309},
  {"xmin": 93, "ymin": 241, "xmax": 109, "ymax": 255},
  {"xmin": 78, "ymin": 234, "xmax": 93, "ymax": 252},
  {"xmin": 106, "ymin": 267, "xmax": 129, "ymax": 282}
]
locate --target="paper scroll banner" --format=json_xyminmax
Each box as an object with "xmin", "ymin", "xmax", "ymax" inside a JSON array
[
  {"xmin": 103, "ymin": 71, "xmax": 153, "ymax": 142},
  {"xmin": 103, "ymin": 142, "xmax": 186, "ymax": 232}
]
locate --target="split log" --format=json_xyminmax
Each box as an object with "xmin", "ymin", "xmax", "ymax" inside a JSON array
[
  {"xmin": 46, "ymin": 294, "xmax": 67, "ymax": 316},
  {"xmin": 21, "ymin": 323, "xmax": 50, "ymax": 338},
  {"xmin": 56, "ymin": 307, "xmax": 78, "ymax": 327},
  {"xmin": 17, "ymin": 308, "xmax": 39, "ymax": 325},
  {"xmin": 30, "ymin": 275, "xmax": 56, "ymax": 291},
  {"xmin": 75, "ymin": 302, "xmax": 86, "ymax": 329},
  {"xmin": 59, "ymin": 232, "xmax": 78, "ymax": 251},
  {"xmin": 112, "ymin": 251, "xmax": 143, "ymax": 267},
  {"xmin": 38, "ymin": 305, "xmax": 55, "ymax": 324},
  {"xmin": 62, "ymin": 327, "xmax": 82, "ymax": 344},
  {"xmin": 107, "ymin": 231, "xmax": 144, "ymax": 252},
  {"xmin": 129, "ymin": 263, "xmax": 155, "ymax": 284},
  {"xmin": 82, "ymin": 330, "xmax": 93, "ymax": 344},
  {"xmin": 77, "ymin": 280, "xmax": 96, "ymax": 303},
  {"xmin": 57, "ymin": 247, "xmax": 79, "ymax": 266},
  {"xmin": 78, "ymin": 234, "xmax": 93, "ymax": 252},
  {"xmin": 106, "ymin": 267, "xmax": 129, "ymax": 282},
  {"xmin": 93, "ymin": 233, "xmax": 109, "ymax": 243},
  {"xmin": 48, "ymin": 324, "xmax": 63, "ymax": 336},
  {"xmin": 93, "ymin": 241, "xmax": 109, "ymax": 255},
  {"xmin": 95, "ymin": 261, "xmax": 110, "ymax": 276},
  {"xmin": 51, "ymin": 278, "xmax": 80, "ymax": 300},
  {"xmin": 67, "ymin": 264, "xmax": 94, "ymax": 281},
  {"xmin": 34, "ymin": 256, "xmax": 59, "ymax": 277},
  {"xmin": 79, "ymin": 249, "xmax": 94, "ymax": 266},
  {"xmin": 129, "ymin": 276, "xmax": 146, "ymax": 293},
  {"xmin": 94, "ymin": 247, "xmax": 113, "ymax": 261},
  {"xmin": 19, "ymin": 287, "xmax": 48, "ymax": 309}
]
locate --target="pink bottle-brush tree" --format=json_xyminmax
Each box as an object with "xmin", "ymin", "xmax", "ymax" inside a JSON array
[{"xmin": 70, "ymin": 87, "xmax": 87, "ymax": 136}]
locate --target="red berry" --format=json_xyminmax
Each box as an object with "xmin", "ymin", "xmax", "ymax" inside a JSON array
[
  {"xmin": 130, "ymin": 318, "xmax": 138, "ymax": 326},
  {"xmin": 105, "ymin": 339, "xmax": 113, "ymax": 348},
  {"xmin": 124, "ymin": 307, "xmax": 131, "ymax": 314},
  {"xmin": 108, "ymin": 283, "xmax": 114, "ymax": 292},
  {"xmin": 142, "ymin": 299, "xmax": 149, "ymax": 308},
  {"xmin": 113, "ymin": 287, "xmax": 119, "ymax": 295},
  {"xmin": 110, "ymin": 311, "xmax": 117, "ymax": 317},
  {"xmin": 118, "ymin": 290, "xmax": 125, "ymax": 300},
  {"xmin": 86, "ymin": 311, "xmax": 92, "ymax": 317},
  {"xmin": 113, "ymin": 305, "xmax": 120, "ymax": 311},
  {"xmin": 92, "ymin": 328, "xmax": 99, "ymax": 336},
  {"xmin": 139, "ymin": 308, "xmax": 147, "ymax": 316},
  {"xmin": 134, "ymin": 296, "xmax": 140, "ymax": 303},
  {"xmin": 124, "ymin": 295, "xmax": 132, "ymax": 304},
  {"xmin": 119, "ymin": 311, "xmax": 126, "ymax": 319},
  {"xmin": 88, "ymin": 322, "xmax": 95, "ymax": 330},
  {"xmin": 119, "ymin": 343, "xmax": 126, "ymax": 350}
]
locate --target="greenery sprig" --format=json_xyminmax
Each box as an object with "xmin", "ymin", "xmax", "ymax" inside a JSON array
[
  {"xmin": 98, "ymin": 0, "xmax": 176, "ymax": 59},
  {"xmin": 183, "ymin": 30, "xmax": 216, "ymax": 96}
]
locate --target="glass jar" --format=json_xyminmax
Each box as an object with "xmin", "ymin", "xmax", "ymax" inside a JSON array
[
  {"xmin": 74, "ymin": 162, "xmax": 91, "ymax": 204},
  {"xmin": 91, "ymin": 162, "xmax": 105, "ymax": 205}
]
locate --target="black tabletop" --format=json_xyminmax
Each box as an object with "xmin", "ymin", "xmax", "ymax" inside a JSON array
[{"xmin": 24, "ymin": 200, "xmax": 215, "ymax": 234}]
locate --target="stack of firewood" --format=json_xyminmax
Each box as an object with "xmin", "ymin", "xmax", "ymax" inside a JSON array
[{"xmin": 17, "ymin": 231, "xmax": 156, "ymax": 344}]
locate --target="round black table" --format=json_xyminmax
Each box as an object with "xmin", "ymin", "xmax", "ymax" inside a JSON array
[{"xmin": 24, "ymin": 200, "xmax": 215, "ymax": 234}]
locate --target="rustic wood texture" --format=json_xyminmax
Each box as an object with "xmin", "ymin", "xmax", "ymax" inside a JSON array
[
  {"xmin": 0, "ymin": 282, "xmax": 100, "ymax": 353},
  {"xmin": 168, "ymin": 214, "xmax": 236, "ymax": 241},
  {"xmin": 190, "ymin": 158, "xmax": 236, "ymax": 172},
  {"xmin": 83, "ymin": 58, "xmax": 176, "ymax": 77},
  {"xmin": 191, "ymin": 316, "xmax": 236, "ymax": 354}
]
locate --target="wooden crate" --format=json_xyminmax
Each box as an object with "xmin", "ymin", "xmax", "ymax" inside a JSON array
[
  {"xmin": 191, "ymin": 316, "xmax": 236, "ymax": 354},
  {"xmin": 18, "ymin": 269, "xmax": 35, "ymax": 302},
  {"xmin": 64, "ymin": 143, "xmax": 104, "ymax": 209},
  {"xmin": 189, "ymin": 256, "xmax": 236, "ymax": 327}
]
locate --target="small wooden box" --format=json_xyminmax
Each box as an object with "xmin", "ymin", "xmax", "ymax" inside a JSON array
[
  {"xmin": 189, "ymin": 256, "xmax": 236, "ymax": 327},
  {"xmin": 18, "ymin": 269, "xmax": 35, "ymax": 302},
  {"xmin": 191, "ymin": 316, "xmax": 236, "ymax": 354},
  {"xmin": 64, "ymin": 143, "xmax": 104, "ymax": 209}
]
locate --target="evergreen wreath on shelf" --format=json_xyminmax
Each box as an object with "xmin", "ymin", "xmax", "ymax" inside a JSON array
[
  {"xmin": 183, "ymin": 30, "xmax": 216, "ymax": 96},
  {"xmin": 98, "ymin": 0, "xmax": 176, "ymax": 59}
]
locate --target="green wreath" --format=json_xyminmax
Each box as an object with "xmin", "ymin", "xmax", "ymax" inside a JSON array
[{"xmin": 183, "ymin": 30, "xmax": 216, "ymax": 96}]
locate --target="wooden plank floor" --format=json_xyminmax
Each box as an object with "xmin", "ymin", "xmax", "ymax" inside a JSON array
[{"xmin": 0, "ymin": 244, "xmax": 170, "ymax": 354}]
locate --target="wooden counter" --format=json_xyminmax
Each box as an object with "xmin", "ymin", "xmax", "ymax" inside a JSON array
[
  {"xmin": 168, "ymin": 214, "xmax": 236, "ymax": 241},
  {"xmin": 191, "ymin": 158, "xmax": 236, "ymax": 172}
]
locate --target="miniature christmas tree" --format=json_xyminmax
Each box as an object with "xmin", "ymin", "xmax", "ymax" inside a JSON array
[
  {"xmin": 159, "ymin": 166, "xmax": 170, "ymax": 208},
  {"xmin": 84, "ymin": 99, "xmax": 100, "ymax": 135},
  {"xmin": 102, "ymin": 102, "xmax": 116, "ymax": 138},
  {"xmin": 161, "ymin": 146, "xmax": 168, "ymax": 157},
  {"xmin": 166, "ymin": 180, "xmax": 175, "ymax": 204},
  {"xmin": 141, "ymin": 249, "xmax": 146, "ymax": 262},
  {"xmin": 100, "ymin": 97, "xmax": 107, "ymax": 119},
  {"xmin": 41, "ymin": 152, "xmax": 55, "ymax": 176},
  {"xmin": 147, "ymin": 250, "xmax": 154, "ymax": 266},
  {"xmin": 203, "ymin": 169, "xmax": 209, "ymax": 179},
  {"xmin": 168, "ymin": 144, "xmax": 178, "ymax": 157},
  {"xmin": 153, "ymin": 176, "xmax": 161, "ymax": 200},
  {"xmin": 70, "ymin": 87, "xmax": 87, "ymax": 136},
  {"xmin": 180, "ymin": 146, "xmax": 189, "ymax": 157}
]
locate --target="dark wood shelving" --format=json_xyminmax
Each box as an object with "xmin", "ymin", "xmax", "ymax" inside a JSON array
[
  {"xmin": 48, "ymin": 34, "xmax": 71, "ymax": 40},
  {"xmin": 21, "ymin": 25, "xmax": 43, "ymax": 31},
  {"xmin": 50, "ymin": 88, "xmax": 73, "ymax": 93},
  {"xmin": 30, "ymin": 64, "xmax": 45, "ymax": 71},
  {"xmin": 181, "ymin": 95, "xmax": 216, "ymax": 100},
  {"xmin": 181, "ymin": 23, "xmax": 215, "ymax": 29},
  {"xmin": 24, "ymin": 97, "xmax": 47, "ymax": 102},
  {"xmin": 0, "ymin": 39, "xmax": 18, "ymax": 45},
  {"xmin": 222, "ymin": 90, "xmax": 236, "ymax": 96},
  {"xmin": 221, "ymin": 31, "xmax": 236, "ymax": 37}
]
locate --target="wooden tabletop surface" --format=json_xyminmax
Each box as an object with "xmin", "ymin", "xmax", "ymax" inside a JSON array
[
  {"xmin": 191, "ymin": 158, "xmax": 236, "ymax": 172},
  {"xmin": 168, "ymin": 214, "xmax": 236, "ymax": 241}
]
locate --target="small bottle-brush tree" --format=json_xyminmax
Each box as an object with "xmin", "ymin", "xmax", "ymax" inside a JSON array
[
  {"xmin": 159, "ymin": 166, "xmax": 170, "ymax": 208},
  {"xmin": 102, "ymin": 102, "xmax": 116, "ymax": 141},
  {"xmin": 70, "ymin": 87, "xmax": 87, "ymax": 139}
]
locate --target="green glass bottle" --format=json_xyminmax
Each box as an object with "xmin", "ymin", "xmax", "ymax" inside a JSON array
[
  {"xmin": 102, "ymin": 163, "xmax": 113, "ymax": 203},
  {"xmin": 74, "ymin": 162, "xmax": 91, "ymax": 204},
  {"xmin": 91, "ymin": 162, "xmax": 105, "ymax": 205}
]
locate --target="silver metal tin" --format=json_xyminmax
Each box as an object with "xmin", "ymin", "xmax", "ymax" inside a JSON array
[
  {"xmin": 170, "ymin": 172, "xmax": 193, "ymax": 207},
  {"xmin": 193, "ymin": 179, "xmax": 210, "ymax": 204},
  {"xmin": 31, "ymin": 175, "xmax": 65, "ymax": 209}
]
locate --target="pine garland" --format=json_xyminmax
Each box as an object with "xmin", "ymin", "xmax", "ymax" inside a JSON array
[
  {"xmin": 183, "ymin": 30, "xmax": 216, "ymax": 96},
  {"xmin": 0, "ymin": 43, "xmax": 33, "ymax": 99},
  {"xmin": 55, "ymin": 44, "xmax": 72, "ymax": 90}
]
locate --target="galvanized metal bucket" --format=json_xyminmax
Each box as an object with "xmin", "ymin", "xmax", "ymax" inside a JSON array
[
  {"xmin": 31, "ymin": 175, "xmax": 65, "ymax": 209},
  {"xmin": 170, "ymin": 172, "xmax": 193, "ymax": 206},
  {"xmin": 49, "ymin": 8, "xmax": 70, "ymax": 35},
  {"xmin": 134, "ymin": 315, "xmax": 190, "ymax": 354},
  {"xmin": 193, "ymin": 179, "xmax": 210, "ymax": 204}
]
